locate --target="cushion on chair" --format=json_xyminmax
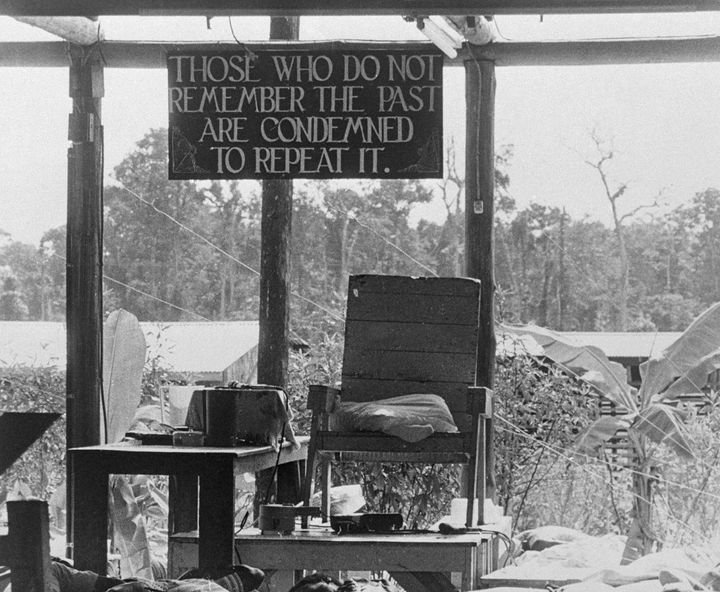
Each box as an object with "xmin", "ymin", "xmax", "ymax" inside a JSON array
[{"xmin": 329, "ymin": 394, "xmax": 458, "ymax": 442}]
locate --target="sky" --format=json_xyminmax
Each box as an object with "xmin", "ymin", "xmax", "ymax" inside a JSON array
[{"xmin": 2, "ymin": 12, "xmax": 720, "ymax": 244}]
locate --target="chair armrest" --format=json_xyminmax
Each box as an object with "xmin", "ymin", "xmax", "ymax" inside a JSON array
[
  {"xmin": 468, "ymin": 386, "xmax": 493, "ymax": 417},
  {"xmin": 307, "ymin": 385, "xmax": 340, "ymax": 413}
]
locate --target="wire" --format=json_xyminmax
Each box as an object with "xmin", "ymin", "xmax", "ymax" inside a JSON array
[
  {"xmin": 324, "ymin": 203, "xmax": 439, "ymax": 278},
  {"xmin": 50, "ymin": 252, "xmax": 212, "ymax": 321},
  {"xmin": 497, "ymin": 414, "xmax": 720, "ymax": 504},
  {"xmin": 494, "ymin": 414, "xmax": 716, "ymax": 542},
  {"xmin": 102, "ymin": 275, "xmax": 213, "ymax": 321},
  {"xmin": 119, "ymin": 183, "xmax": 260, "ymax": 277},
  {"xmin": 118, "ymin": 182, "xmax": 346, "ymax": 323}
]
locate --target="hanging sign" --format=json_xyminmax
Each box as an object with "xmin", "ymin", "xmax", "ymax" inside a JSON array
[{"xmin": 167, "ymin": 43, "xmax": 443, "ymax": 180}]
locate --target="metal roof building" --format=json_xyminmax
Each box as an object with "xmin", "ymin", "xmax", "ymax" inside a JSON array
[{"xmin": 0, "ymin": 320, "xmax": 259, "ymax": 384}]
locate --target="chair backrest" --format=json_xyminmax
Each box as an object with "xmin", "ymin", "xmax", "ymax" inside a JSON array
[{"xmin": 341, "ymin": 275, "xmax": 481, "ymax": 418}]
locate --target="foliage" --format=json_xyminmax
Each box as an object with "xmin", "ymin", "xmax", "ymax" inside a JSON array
[
  {"xmin": 660, "ymin": 404, "xmax": 720, "ymax": 548},
  {"xmin": 287, "ymin": 326, "xmax": 598, "ymax": 530},
  {"xmin": 504, "ymin": 306, "xmax": 720, "ymax": 560},
  {"xmin": 492, "ymin": 349, "xmax": 596, "ymax": 526},
  {"xmin": 103, "ymin": 309, "xmax": 146, "ymax": 443},
  {"xmin": 0, "ymin": 366, "xmax": 65, "ymax": 501},
  {"xmin": 0, "ymin": 275, "xmax": 29, "ymax": 320},
  {"xmin": 287, "ymin": 330, "xmax": 344, "ymax": 437},
  {"xmin": 5, "ymin": 127, "xmax": 720, "ymax": 336}
]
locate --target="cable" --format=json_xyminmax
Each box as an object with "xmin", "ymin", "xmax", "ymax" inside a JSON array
[
  {"xmin": 324, "ymin": 203, "xmax": 439, "ymax": 278},
  {"xmin": 497, "ymin": 413, "xmax": 720, "ymax": 505},
  {"xmin": 118, "ymin": 182, "xmax": 346, "ymax": 323},
  {"xmin": 102, "ymin": 275, "xmax": 212, "ymax": 321},
  {"xmin": 494, "ymin": 415, "xmax": 715, "ymax": 542},
  {"xmin": 50, "ymin": 252, "xmax": 212, "ymax": 321}
]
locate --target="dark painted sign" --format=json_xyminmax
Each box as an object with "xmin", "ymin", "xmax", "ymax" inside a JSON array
[{"xmin": 167, "ymin": 44, "xmax": 443, "ymax": 179}]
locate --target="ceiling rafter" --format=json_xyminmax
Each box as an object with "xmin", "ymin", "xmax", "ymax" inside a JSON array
[
  {"xmin": 0, "ymin": 0, "xmax": 719, "ymax": 16},
  {"xmin": 2, "ymin": 37, "xmax": 720, "ymax": 68},
  {"xmin": 13, "ymin": 17, "xmax": 103, "ymax": 46}
]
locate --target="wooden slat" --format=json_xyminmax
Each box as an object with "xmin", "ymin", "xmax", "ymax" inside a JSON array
[
  {"xmin": 317, "ymin": 431, "xmax": 471, "ymax": 458},
  {"xmin": 347, "ymin": 293, "xmax": 480, "ymax": 325},
  {"xmin": 342, "ymin": 349, "xmax": 476, "ymax": 384},
  {"xmin": 345, "ymin": 320, "xmax": 479, "ymax": 354},
  {"xmin": 340, "ymin": 378, "xmax": 472, "ymax": 412},
  {"xmin": 350, "ymin": 275, "xmax": 481, "ymax": 298},
  {"xmin": 7, "ymin": 38, "xmax": 720, "ymax": 70}
]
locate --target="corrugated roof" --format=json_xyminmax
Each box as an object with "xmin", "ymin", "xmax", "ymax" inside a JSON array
[
  {"xmin": 559, "ymin": 331, "xmax": 681, "ymax": 359},
  {"xmin": 0, "ymin": 320, "xmax": 259, "ymax": 373}
]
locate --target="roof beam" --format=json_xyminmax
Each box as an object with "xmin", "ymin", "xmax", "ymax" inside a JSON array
[
  {"xmin": 0, "ymin": 0, "xmax": 720, "ymax": 16},
  {"xmin": 467, "ymin": 35, "xmax": 720, "ymax": 65},
  {"xmin": 13, "ymin": 17, "xmax": 103, "ymax": 46},
  {"xmin": 3, "ymin": 38, "xmax": 720, "ymax": 68}
]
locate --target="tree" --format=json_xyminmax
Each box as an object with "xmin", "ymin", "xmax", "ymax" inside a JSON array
[
  {"xmin": 104, "ymin": 129, "xmax": 237, "ymax": 321},
  {"xmin": 584, "ymin": 130, "xmax": 662, "ymax": 331},
  {"xmin": 0, "ymin": 274, "xmax": 29, "ymax": 320},
  {"xmin": 672, "ymin": 188, "xmax": 720, "ymax": 307}
]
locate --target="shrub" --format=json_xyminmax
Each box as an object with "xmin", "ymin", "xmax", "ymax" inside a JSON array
[
  {"xmin": 0, "ymin": 366, "xmax": 66, "ymax": 501},
  {"xmin": 493, "ymin": 353, "xmax": 598, "ymax": 528}
]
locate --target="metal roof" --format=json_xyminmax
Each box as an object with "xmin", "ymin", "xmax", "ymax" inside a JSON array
[
  {"xmin": 0, "ymin": 320, "xmax": 259, "ymax": 373},
  {"xmin": 559, "ymin": 331, "xmax": 681, "ymax": 359}
]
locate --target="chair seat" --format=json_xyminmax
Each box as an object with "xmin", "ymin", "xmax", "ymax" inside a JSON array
[{"xmin": 316, "ymin": 430, "xmax": 473, "ymax": 464}]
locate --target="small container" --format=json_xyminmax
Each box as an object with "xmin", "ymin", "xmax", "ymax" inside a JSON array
[
  {"xmin": 173, "ymin": 430, "xmax": 205, "ymax": 447},
  {"xmin": 258, "ymin": 504, "xmax": 296, "ymax": 534},
  {"xmin": 204, "ymin": 390, "xmax": 237, "ymax": 446}
]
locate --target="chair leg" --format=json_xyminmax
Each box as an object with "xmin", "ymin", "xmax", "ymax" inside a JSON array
[
  {"xmin": 465, "ymin": 456, "xmax": 479, "ymax": 528},
  {"xmin": 321, "ymin": 455, "xmax": 331, "ymax": 522},
  {"xmin": 476, "ymin": 420, "xmax": 487, "ymax": 525},
  {"xmin": 465, "ymin": 414, "xmax": 485, "ymax": 527},
  {"xmin": 300, "ymin": 445, "xmax": 317, "ymax": 528}
]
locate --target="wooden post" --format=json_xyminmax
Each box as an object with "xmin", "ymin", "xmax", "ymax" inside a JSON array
[
  {"xmin": 465, "ymin": 58, "xmax": 497, "ymax": 504},
  {"xmin": 7, "ymin": 500, "xmax": 51, "ymax": 592},
  {"xmin": 256, "ymin": 16, "xmax": 301, "ymax": 507},
  {"xmin": 66, "ymin": 43, "xmax": 104, "ymax": 557}
]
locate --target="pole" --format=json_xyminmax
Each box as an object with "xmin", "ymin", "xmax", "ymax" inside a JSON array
[
  {"xmin": 465, "ymin": 57, "xmax": 496, "ymax": 501},
  {"xmin": 257, "ymin": 16, "xmax": 301, "ymax": 507},
  {"xmin": 66, "ymin": 43, "xmax": 104, "ymax": 558}
]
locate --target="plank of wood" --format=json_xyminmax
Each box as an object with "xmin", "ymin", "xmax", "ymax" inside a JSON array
[
  {"xmin": 349, "ymin": 274, "xmax": 480, "ymax": 297},
  {"xmin": 13, "ymin": 16, "xmax": 103, "ymax": 45},
  {"xmin": 347, "ymin": 293, "xmax": 480, "ymax": 325},
  {"xmin": 342, "ymin": 349, "xmax": 476, "ymax": 383},
  {"xmin": 317, "ymin": 431, "xmax": 471, "ymax": 457},
  {"xmin": 345, "ymin": 320, "xmax": 479, "ymax": 354},
  {"xmin": 6, "ymin": 501, "xmax": 51, "ymax": 592}
]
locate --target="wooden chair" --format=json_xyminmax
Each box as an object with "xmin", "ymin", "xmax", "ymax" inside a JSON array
[{"xmin": 301, "ymin": 274, "xmax": 492, "ymax": 528}]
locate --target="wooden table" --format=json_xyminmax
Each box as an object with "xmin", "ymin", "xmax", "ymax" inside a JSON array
[
  {"xmin": 170, "ymin": 523, "xmax": 509, "ymax": 591},
  {"xmin": 69, "ymin": 438, "xmax": 308, "ymax": 575}
]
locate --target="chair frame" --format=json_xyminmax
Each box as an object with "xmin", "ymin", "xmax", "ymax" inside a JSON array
[{"xmin": 301, "ymin": 274, "xmax": 493, "ymax": 528}]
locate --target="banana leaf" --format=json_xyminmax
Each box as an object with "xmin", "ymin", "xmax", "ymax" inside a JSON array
[
  {"xmin": 103, "ymin": 309, "xmax": 146, "ymax": 443},
  {"xmin": 501, "ymin": 323, "xmax": 636, "ymax": 412},
  {"xmin": 574, "ymin": 415, "xmax": 633, "ymax": 455},
  {"xmin": 638, "ymin": 301, "xmax": 720, "ymax": 406},
  {"xmin": 109, "ymin": 475, "xmax": 153, "ymax": 579},
  {"xmin": 660, "ymin": 350, "xmax": 720, "ymax": 401},
  {"xmin": 634, "ymin": 403, "xmax": 693, "ymax": 459}
]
